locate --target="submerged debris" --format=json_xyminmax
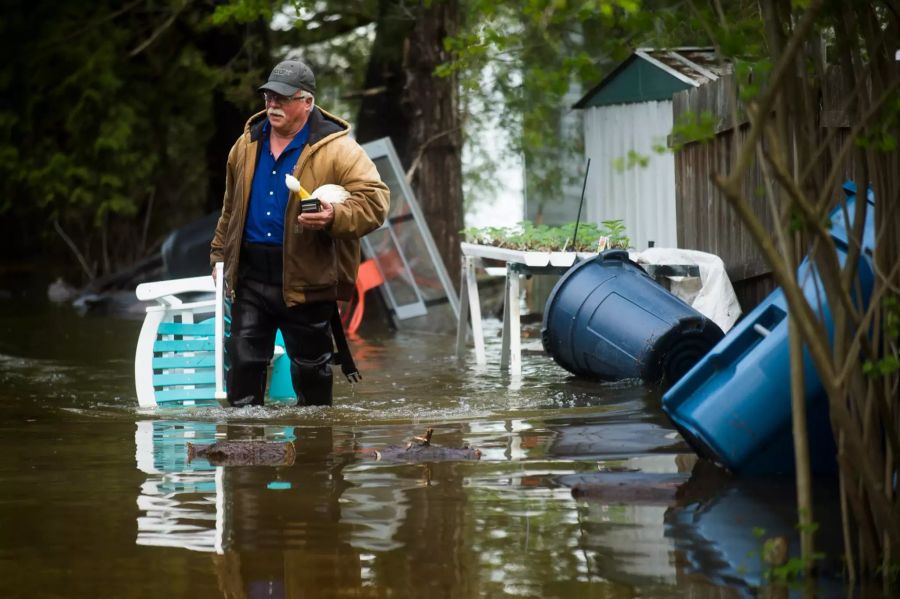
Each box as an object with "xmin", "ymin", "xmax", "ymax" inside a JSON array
[
  {"xmin": 560, "ymin": 472, "xmax": 690, "ymax": 506},
  {"xmin": 187, "ymin": 441, "xmax": 296, "ymax": 467},
  {"xmin": 362, "ymin": 428, "xmax": 481, "ymax": 463}
]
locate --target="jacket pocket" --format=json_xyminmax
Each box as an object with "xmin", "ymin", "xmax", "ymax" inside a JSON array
[{"xmin": 285, "ymin": 231, "xmax": 338, "ymax": 289}]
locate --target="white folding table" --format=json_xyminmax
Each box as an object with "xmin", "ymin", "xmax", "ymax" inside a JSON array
[
  {"xmin": 454, "ymin": 243, "xmax": 596, "ymax": 375},
  {"xmin": 454, "ymin": 243, "xmax": 705, "ymax": 376}
]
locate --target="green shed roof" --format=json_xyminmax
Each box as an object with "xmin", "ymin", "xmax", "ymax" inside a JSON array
[{"xmin": 574, "ymin": 48, "xmax": 723, "ymax": 109}]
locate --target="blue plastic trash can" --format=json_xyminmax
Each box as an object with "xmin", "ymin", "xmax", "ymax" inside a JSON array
[
  {"xmin": 541, "ymin": 249, "xmax": 724, "ymax": 386},
  {"xmin": 662, "ymin": 183, "xmax": 875, "ymax": 475}
]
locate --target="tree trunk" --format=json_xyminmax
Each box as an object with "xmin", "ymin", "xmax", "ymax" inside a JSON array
[
  {"xmin": 404, "ymin": 0, "xmax": 463, "ymax": 283},
  {"xmin": 355, "ymin": 0, "xmax": 416, "ymax": 165},
  {"xmin": 355, "ymin": 0, "xmax": 463, "ymax": 285}
]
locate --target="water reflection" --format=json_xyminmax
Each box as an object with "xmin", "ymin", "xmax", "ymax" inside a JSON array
[
  {"xmin": 665, "ymin": 464, "xmax": 845, "ymax": 595},
  {"xmin": 135, "ymin": 421, "xmax": 222, "ymax": 553},
  {"xmin": 132, "ymin": 415, "xmax": 848, "ymax": 596},
  {"xmin": 0, "ymin": 296, "xmax": 853, "ymax": 597},
  {"xmin": 341, "ymin": 467, "xmax": 415, "ymax": 552},
  {"xmin": 135, "ymin": 421, "xmax": 300, "ymax": 554},
  {"xmin": 135, "ymin": 420, "xmax": 365, "ymax": 595},
  {"xmin": 566, "ymin": 458, "xmax": 846, "ymax": 596}
]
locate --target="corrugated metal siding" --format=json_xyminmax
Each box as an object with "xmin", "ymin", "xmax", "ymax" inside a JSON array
[{"xmin": 583, "ymin": 100, "xmax": 678, "ymax": 250}]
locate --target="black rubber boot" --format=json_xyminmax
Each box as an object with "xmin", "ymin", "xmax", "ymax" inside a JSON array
[
  {"xmin": 226, "ymin": 280, "xmax": 277, "ymax": 407},
  {"xmin": 290, "ymin": 360, "xmax": 334, "ymax": 406},
  {"xmin": 280, "ymin": 302, "xmax": 336, "ymax": 407}
]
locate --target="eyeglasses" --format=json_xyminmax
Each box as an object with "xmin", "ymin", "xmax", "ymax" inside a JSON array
[{"xmin": 262, "ymin": 91, "xmax": 310, "ymax": 105}]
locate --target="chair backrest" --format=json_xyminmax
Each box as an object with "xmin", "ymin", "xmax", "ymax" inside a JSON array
[{"xmin": 134, "ymin": 263, "xmax": 225, "ymax": 408}]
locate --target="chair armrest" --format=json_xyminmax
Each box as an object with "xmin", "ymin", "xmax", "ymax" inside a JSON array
[{"xmin": 136, "ymin": 275, "xmax": 214, "ymax": 303}]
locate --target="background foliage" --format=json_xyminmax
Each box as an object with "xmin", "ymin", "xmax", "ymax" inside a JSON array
[
  {"xmin": 0, "ymin": 0, "xmax": 710, "ymax": 284},
  {"xmin": 0, "ymin": 0, "xmax": 268, "ymax": 280}
]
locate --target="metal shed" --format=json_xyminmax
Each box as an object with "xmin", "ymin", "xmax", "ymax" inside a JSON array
[{"xmin": 574, "ymin": 48, "xmax": 725, "ymax": 250}]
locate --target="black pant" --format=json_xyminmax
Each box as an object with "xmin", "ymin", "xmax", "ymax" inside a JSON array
[{"xmin": 227, "ymin": 276, "xmax": 335, "ymax": 407}]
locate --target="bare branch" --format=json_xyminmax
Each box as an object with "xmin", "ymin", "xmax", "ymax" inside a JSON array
[
  {"xmin": 405, "ymin": 127, "xmax": 461, "ymax": 183},
  {"xmin": 755, "ymin": 144, "xmax": 791, "ymax": 261},
  {"xmin": 759, "ymin": 122, "xmax": 864, "ymax": 329},
  {"xmin": 53, "ymin": 219, "xmax": 94, "ymax": 281},
  {"xmin": 721, "ymin": 0, "xmax": 824, "ymax": 194},
  {"xmin": 41, "ymin": 0, "xmax": 145, "ymax": 50},
  {"xmin": 813, "ymin": 77, "xmax": 900, "ymax": 215},
  {"xmin": 129, "ymin": 5, "xmax": 182, "ymax": 57},
  {"xmin": 270, "ymin": 12, "xmax": 376, "ymax": 47},
  {"xmin": 834, "ymin": 262, "xmax": 900, "ymax": 464},
  {"xmin": 340, "ymin": 86, "xmax": 388, "ymax": 100},
  {"xmin": 712, "ymin": 173, "xmax": 833, "ymax": 372}
]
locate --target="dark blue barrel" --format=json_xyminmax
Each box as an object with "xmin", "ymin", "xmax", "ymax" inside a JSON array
[
  {"xmin": 541, "ymin": 250, "xmax": 724, "ymax": 386},
  {"xmin": 662, "ymin": 183, "xmax": 875, "ymax": 475}
]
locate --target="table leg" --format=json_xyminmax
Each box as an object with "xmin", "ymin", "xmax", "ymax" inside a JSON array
[
  {"xmin": 508, "ymin": 267, "xmax": 522, "ymax": 375},
  {"xmin": 456, "ymin": 259, "xmax": 469, "ymax": 360},
  {"xmin": 462, "ymin": 255, "xmax": 485, "ymax": 365},
  {"xmin": 500, "ymin": 266, "xmax": 522, "ymax": 374}
]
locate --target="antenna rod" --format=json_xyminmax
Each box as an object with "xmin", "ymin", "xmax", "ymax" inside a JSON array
[{"xmin": 572, "ymin": 158, "xmax": 591, "ymax": 251}]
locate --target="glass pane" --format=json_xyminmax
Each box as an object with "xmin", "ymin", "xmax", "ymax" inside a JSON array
[
  {"xmin": 372, "ymin": 156, "xmax": 411, "ymax": 220},
  {"xmin": 391, "ymin": 220, "xmax": 446, "ymax": 302},
  {"xmin": 365, "ymin": 228, "xmax": 421, "ymax": 308}
]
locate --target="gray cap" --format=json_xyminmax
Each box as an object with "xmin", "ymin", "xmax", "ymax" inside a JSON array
[{"xmin": 258, "ymin": 60, "xmax": 316, "ymax": 96}]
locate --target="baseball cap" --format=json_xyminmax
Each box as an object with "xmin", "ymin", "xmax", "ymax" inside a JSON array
[{"xmin": 258, "ymin": 60, "xmax": 316, "ymax": 96}]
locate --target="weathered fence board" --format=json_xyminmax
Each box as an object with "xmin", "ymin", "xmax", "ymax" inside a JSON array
[
  {"xmin": 674, "ymin": 74, "xmax": 774, "ymax": 285},
  {"xmin": 673, "ymin": 71, "xmax": 851, "ymax": 310}
]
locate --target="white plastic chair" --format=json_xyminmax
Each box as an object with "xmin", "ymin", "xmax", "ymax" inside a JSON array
[
  {"xmin": 135, "ymin": 262, "xmax": 302, "ymax": 408},
  {"xmin": 134, "ymin": 263, "xmax": 227, "ymax": 408}
]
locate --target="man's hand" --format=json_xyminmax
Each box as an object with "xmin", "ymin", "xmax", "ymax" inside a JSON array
[{"xmin": 298, "ymin": 200, "xmax": 335, "ymax": 231}]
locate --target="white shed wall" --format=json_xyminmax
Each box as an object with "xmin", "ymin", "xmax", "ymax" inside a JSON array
[{"xmin": 583, "ymin": 101, "xmax": 677, "ymax": 250}]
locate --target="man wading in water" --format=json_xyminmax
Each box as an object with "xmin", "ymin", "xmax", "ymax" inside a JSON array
[{"xmin": 210, "ymin": 59, "xmax": 389, "ymax": 407}]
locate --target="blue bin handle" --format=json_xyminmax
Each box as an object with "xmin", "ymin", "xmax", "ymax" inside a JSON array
[
  {"xmin": 664, "ymin": 303, "xmax": 787, "ymax": 409},
  {"xmin": 600, "ymin": 249, "xmax": 630, "ymax": 262}
]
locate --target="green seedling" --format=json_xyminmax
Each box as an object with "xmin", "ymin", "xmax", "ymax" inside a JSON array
[{"xmin": 462, "ymin": 220, "xmax": 630, "ymax": 252}]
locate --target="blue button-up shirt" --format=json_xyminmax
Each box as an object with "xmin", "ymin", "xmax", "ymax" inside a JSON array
[{"xmin": 244, "ymin": 120, "xmax": 311, "ymax": 245}]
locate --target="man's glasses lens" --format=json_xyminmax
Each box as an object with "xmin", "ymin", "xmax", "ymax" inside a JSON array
[
  {"xmin": 263, "ymin": 91, "xmax": 304, "ymax": 104},
  {"xmin": 263, "ymin": 91, "xmax": 285, "ymax": 104}
]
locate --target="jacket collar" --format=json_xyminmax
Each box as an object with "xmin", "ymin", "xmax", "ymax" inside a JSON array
[
  {"xmin": 244, "ymin": 107, "xmax": 348, "ymax": 146},
  {"xmin": 306, "ymin": 107, "xmax": 346, "ymax": 146}
]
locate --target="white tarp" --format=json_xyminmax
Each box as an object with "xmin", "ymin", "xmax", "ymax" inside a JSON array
[{"xmin": 629, "ymin": 247, "xmax": 742, "ymax": 333}]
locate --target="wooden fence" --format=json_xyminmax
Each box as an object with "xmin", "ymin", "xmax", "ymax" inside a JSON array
[{"xmin": 672, "ymin": 71, "xmax": 851, "ymax": 311}]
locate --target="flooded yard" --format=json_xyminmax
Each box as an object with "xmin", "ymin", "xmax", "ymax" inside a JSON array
[{"xmin": 0, "ymin": 295, "xmax": 847, "ymax": 597}]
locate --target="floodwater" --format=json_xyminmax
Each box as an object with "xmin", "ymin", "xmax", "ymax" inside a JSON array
[{"xmin": 0, "ymin": 292, "xmax": 850, "ymax": 598}]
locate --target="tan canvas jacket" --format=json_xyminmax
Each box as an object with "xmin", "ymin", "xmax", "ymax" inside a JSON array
[{"xmin": 210, "ymin": 107, "xmax": 390, "ymax": 304}]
